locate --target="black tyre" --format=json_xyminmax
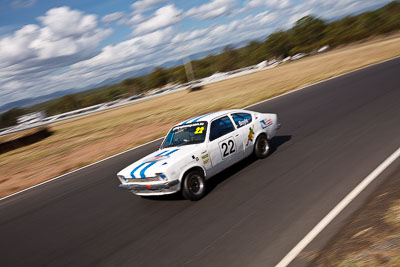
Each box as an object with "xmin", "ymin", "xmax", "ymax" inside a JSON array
[
  {"xmin": 182, "ymin": 170, "xmax": 206, "ymax": 201},
  {"xmin": 254, "ymin": 134, "xmax": 270, "ymax": 159}
]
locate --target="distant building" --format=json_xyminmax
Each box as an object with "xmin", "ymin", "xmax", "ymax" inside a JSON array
[{"xmin": 17, "ymin": 111, "xmax": 46, "ymax": 125}]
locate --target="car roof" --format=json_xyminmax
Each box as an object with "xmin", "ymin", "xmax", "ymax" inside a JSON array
[{"xmin": 175, "ymin": 109, "xmax": 253, "ymax": 126}]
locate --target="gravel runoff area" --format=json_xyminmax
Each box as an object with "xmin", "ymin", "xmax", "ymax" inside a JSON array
[
  {"xmin": 313, "ymin": 165, "xmax": 400, "ymax": 267},
  {"xmin": 1, "ymin": 34, "xmax": 400, "ymax": 199}
]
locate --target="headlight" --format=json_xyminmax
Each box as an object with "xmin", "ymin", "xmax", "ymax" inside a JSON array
[{"xmin": 118, "ymin": 175, "xmax": 126, "ymax": 181}]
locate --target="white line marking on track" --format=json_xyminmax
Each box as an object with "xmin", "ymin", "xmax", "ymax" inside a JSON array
[
  {"xmin": 275, "ymin": 146, "xmax": 400, "ymax": 267},
  {"xmin": 1, "ymin": 56, "xmax": 399, "ymax": 202}
]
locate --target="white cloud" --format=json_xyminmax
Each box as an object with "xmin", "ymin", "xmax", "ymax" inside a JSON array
[
  {"xmin": 134, "ymin": 5, "xmax": 183, "ymax": 35},
  {"xmin": 0, "ymin": 24, "xmax": 39, "ymax": 65},
  {"xmin": 186, "ymin": 0, "xmax": 237, "ymax": 20},
  {"xmin": 248, "ymin": 0, "xmax": 290, "ymax": 9},
  {"xmin": 130, "ymin": 0, "xmax": 166, "ymax": 13},
  {"xmin": 0, "ymin": 6, "xmax": 111, "ymax": 104},
  {"xmin": 11, "ymin": 0, "xmax": 36, "ymax": 8},
  {"xmin": 173, "ymin": 10, "xmax": 281, "ymax": 56},
  {"xmin": 118, "ymin": 13, "xmax": 145, "ymax": 25},
  {"xmin": 288, "ymin": 0, "xmax": 388, "ymax": 21},
  {"xmin": 21, "ymin": 27, "xmax": 179, "ymax": 97},
  {"xmin": 102, "ymin": 12, "xmax": 125, "ymax": 23},
  {"xmin": 235, "ymin": 0, "xmax": 291, "ymax": 15},
  {"xmin": 0, "ymin": 6, "xmax": 111, "ymax": 66}
]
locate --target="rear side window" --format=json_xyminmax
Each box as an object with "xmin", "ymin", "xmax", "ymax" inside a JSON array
[
  {"xmin": 231, "ymin": 113, "xmax": 252, "ymax": 128},
  {"xmin": 209, "ymin": 116, "xmax": 235, "ymax": 141}
]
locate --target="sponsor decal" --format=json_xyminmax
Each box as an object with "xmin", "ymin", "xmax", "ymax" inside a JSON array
[
  {"xmin": 260, "ymin": 119, "xmax": 273, "ymax": 129},
  {"xmin": 147, "ymin": 154, "xmax": 171, "ymax": 162},
  {"xmin": 246, "ymin": 126, "xmax": 254, "ymax": 146},
  {"xmin": 238, "ymin": 118, "xmax": 249, "ymax": 127},
  {"xmin": 201, "ymin": 152, "xmax": 210, "ymax": 165},
  {"xmin": 174, "ymin": 122, "xmax": 206, "ymax": 131}
]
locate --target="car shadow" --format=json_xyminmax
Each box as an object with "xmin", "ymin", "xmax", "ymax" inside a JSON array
[
  {"xmin": 205, "ymin": 135, "xmax": 291, "ymax": 195},
  {"xmin": 142, "ymin": 135, "xmax": 292, "ymax": 202}
]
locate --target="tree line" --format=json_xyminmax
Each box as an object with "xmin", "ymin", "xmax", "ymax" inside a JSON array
[{"xmin": 1, "ymin": 1, "xmax": 399, "ymax": 128}]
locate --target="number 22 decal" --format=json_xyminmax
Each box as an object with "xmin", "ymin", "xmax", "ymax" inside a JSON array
[{"xmin": 219, "ymin": 138, "xmax": 236, "ymax": 159}]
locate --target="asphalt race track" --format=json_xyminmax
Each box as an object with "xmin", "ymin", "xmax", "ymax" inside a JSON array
[{"xmin": 1, "ymin": 58, "xmax": 400, "ymax": 267}]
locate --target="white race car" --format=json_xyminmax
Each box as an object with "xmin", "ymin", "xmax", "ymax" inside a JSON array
[{"xmin": 117, "ymin": 109, "xmax": 280, "ymax": 200}]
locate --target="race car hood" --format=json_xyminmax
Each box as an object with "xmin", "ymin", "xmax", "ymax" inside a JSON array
[{"xmin": 117, "ymin": 145, "xmax": 200, "ymax": 180}]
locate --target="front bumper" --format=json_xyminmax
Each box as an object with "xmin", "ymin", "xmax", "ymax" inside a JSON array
[{"xmin": 119, "ymin": 179, "xmax": 180, "ymax": 196}]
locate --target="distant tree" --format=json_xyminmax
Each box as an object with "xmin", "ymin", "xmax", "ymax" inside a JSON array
[
  {"xmin": 149, "ymin": 67, "xmax": 169, "ymax": 89},
  {"xmin": 167, "ymin": 66, "xmax": 187, "ymax": 83},
  {"xmin": 0, "ymin": 108, "xmax": 25, "ymax": 128},
  {"xmin": 46, "ymin": 94, "xmax": 80, "ymax": 115},
  {"xmin": 239, "ymin": 41, "xmax": 265, "ymax": 66},
  {"xmin": 80, "ymin": 94, "xmax": 106, "ymax": 107},
  {"xmin": 376, "ymin": 1, "xmax": 400, "ymax": 33},
  {"xmin": 290, "ymin": 16, "xmax": 326, "ymax": 49},
  {"xmin": 359, "ymin": 11, "xmax": 386, "ymax": 34},
  {"xmin": 107, "ymin": 87, "xmax": 123, "ymax": 100},
  {"xmin": 121, "ymin": 77, "xmax": 145, "ymax": 94},
  {"xmin": 59, "ymin": 95, "xmax": 80, "ymax": 111},
  {"xmin": 216, "ymin": 45, "xmax": 239, "ymax": 72},
  {"xmin": 193, "ymin": 55, "xmax": 217, "ymax": 79},
  {"xmin": 321, "ymin": 16, "xmax": 361, "ymax": 46},
  {"xmin": 264, "ymin": 30, "xmax": 292, "ymax": 58}
]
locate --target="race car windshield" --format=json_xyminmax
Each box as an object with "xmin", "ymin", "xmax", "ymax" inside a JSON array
[{"xmin": 161, "ymin": 122, "xmax": 208, "ymax": 149}]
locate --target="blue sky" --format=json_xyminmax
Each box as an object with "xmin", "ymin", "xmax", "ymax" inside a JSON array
[{"xmin": 0, "ymin": 0, "xmax": 392, "ymax": 106}]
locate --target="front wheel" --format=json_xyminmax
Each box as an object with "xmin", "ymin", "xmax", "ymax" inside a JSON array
[
  {"xmin": 254, "ymin": 134, "xmax": 270, "ymax": 159},
  {"xmin": 182, "ymin": 170, "xmax": 206, "ymax": 201}
]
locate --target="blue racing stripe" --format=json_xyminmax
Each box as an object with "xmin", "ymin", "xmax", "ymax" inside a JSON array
[
  {"xmin": 139, "ymin": 149, "xmax": 180, "ymax": 178},
  {"xmin": 130, "ymin": 162, "xmax": 147, "ymax": 178},
  {"xmin": 182, "ymin": 117, "xmax": 196, "ymax": 125},
  {"xmin": 131, "ymin": 150, "xmax": 168, "ymax": 178},
  {"xmin": 192, "ymin": 113, "xmax": 209, "ymax": 122},
  {"xmin": 140, "ymin": 161, "xmax": 157, "ymax": 178},
  {"xmin": 165, "ymin": 148, "xmax": 179, "ymax": 155},
  {"xmin": 155, "ymin": 150, "xmax": 169, "ymax": 156}
]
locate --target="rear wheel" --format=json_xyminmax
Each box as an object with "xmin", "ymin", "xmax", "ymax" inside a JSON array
[
  {"xmin": 182, "ymin": 170, "xmax": 206, "ymax": 201},
  {"xmin": 254, "ymin": 134, "xmax": 270, "ymax": 159}
]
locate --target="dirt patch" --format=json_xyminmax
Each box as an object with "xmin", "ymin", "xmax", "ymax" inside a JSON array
[
  {"xmin": 314, "ymin": 165, "xmax": 400, "ymax": 267},
  {"xmin": 1, "ymin": 35, "xmax": 400, "ymax": 198}
]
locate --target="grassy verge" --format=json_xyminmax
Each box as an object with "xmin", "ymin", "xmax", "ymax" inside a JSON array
[{"xmin": 1, "ymin": 35, "xmax": 400, "ymax": 198}]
